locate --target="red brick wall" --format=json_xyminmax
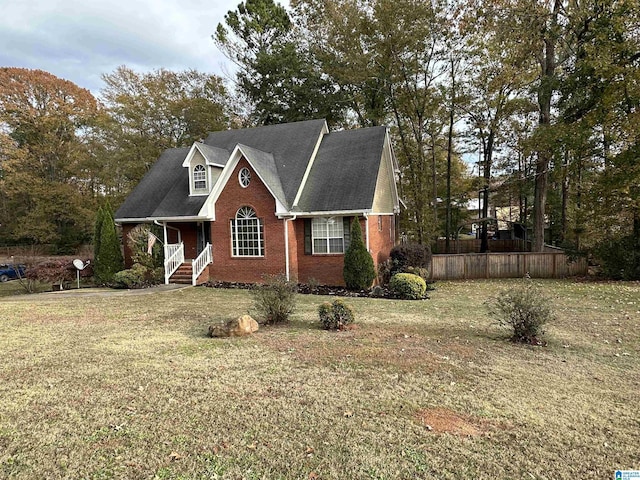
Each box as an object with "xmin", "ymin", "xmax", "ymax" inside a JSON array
[
  {"xmin": 294, "ymin": 217, "xmax": 360, "ymax": 286},
  {"xmin": 295, "ymin": 215, "xmax": 396, "ymax": 286},
  {"xmin": 367, "ymin": 214, "xmax": 396, "ymax": 267},
  {"xmin": 208, "ymin": 157, "xmax": 288, "ymax": 283}
]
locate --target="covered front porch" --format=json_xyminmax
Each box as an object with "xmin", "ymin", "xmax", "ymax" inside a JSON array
[{"xmin": 159, "ymin": 221, "xmax": 212, "ymax": 285}]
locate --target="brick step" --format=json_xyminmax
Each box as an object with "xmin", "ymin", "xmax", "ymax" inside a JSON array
[
  {"xmin": 169, "ymin": 262, "xmax": 194, "ymax": 284},
  {"xmin": 170, "ymin": 274, "xmax": 192, "ymax": 283},
  {"xmin": 171, "ymin": 273, "xmax": 192, "ymax": 279}
]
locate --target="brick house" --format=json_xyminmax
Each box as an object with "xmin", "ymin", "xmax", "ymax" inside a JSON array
[{"xmin": 114, "ymin": 119, "xmax": 400, "ymax": 286}]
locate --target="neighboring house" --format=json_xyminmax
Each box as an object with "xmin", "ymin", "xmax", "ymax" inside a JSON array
[{"xmin": 115, "ymin": 119, "xmax": 400, "ymax": 286}]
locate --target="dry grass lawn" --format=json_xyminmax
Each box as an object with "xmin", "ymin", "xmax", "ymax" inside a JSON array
[{"xmin": 0, "ymin": 280, "xmax": 638, "ymax": 479}]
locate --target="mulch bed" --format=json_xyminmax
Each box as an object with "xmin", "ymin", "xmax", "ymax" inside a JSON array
[{"xmin": 203, "ymin": 280, "xmax": 432, "ymax": 300}]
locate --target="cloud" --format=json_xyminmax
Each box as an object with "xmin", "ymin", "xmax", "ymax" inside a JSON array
[{"xmin": 0, "ymin": 0, "xmax": 256, "ymax": 94}]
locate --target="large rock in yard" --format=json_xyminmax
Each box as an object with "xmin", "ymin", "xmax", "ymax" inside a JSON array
[{"xmin": 208, "ymin": 315, "xmax": 259, "ymax": 338}]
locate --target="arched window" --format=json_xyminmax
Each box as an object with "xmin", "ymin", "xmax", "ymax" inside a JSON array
[
  {"xmin": 231, "ymin": 206, "xmax": 264, "ymax": 256},
  {"xmin": 193, "ymin": 164, "xmax": 206, "ymax": 190}
]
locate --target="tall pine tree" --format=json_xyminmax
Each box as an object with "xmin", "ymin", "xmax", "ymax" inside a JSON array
[{"xmin": 93, "ymin": 203, "xmax": 124, "ymax": 284}]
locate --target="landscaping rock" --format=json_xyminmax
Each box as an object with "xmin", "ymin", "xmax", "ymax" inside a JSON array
[{"xmin": 208, "ymin": 315, "xmax": 259, "ymax": 338}]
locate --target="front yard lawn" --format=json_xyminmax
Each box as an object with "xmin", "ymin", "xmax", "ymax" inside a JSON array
[{"xmin": 0, "ymin": 280, "xmax": 637, "ymax": 479}]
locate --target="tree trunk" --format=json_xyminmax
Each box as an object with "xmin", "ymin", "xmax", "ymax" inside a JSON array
[
  {"xmin": 431, "ymin": 133, "xmax": 438, "ymax": 232},
  {"xmin": 480, "ymin": 131, "xmax": 494, "ymax": 253},
  {"xmin": 445, "ymin": 58, "xmax": 456, "ymax": 253},
  {"xmin": 532, "ymin": 0, "xmax": 561, "ymax": 252},
  {"xmin": 560, "ymin": 151, "xmax": 569, "ymax": 244}
]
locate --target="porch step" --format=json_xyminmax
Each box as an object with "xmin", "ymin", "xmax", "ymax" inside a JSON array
[{"xmin": 170, "ymin": 263, "xmax": 192, "ymax": 284}]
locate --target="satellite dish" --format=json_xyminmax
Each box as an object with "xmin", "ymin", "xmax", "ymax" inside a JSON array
[{"xmin": 72, "ymin": 259, "xmax": 90, "ymax": 289}]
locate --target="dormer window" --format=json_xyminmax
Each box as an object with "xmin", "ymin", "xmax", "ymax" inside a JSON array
[{"xmin": 194, "ymin": 164, "xmax": 206, "ymax": 190}]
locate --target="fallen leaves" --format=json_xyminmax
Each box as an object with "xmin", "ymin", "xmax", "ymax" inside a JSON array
[{"xmin": 168, "ymin": 452, "xmax": 184, "ymax": 461}]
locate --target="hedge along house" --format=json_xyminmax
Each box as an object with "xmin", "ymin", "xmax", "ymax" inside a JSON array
[{"xmin": 114, "ymin": 119, "xmax": 400, "ymax": 286}]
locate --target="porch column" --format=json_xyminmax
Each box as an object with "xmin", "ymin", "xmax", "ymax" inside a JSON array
[
  {"xmin": 163, "ymin": 222, "xmax": 169, "ymax": 285},
  {"xmin": 163, "ymin": 222, "xmax": 168, "ymax": 248}
]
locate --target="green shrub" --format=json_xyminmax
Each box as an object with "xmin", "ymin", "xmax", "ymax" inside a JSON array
[
  {"xmin": 343, "ymin": 218, "xmax": 376, "ymax": 290},
  {"xmin": 127, "ymin": 224, "xmax": 164, "ymax": 269},
  {"xmin": 252, "ymin": 274, "xmax": 297, "ymax": 324},
  {"xmin": 113, "ymin": 264, "xmax": 163, "ymax": 289},
  {"xmin": 318, "ymin": 299, "xmax": 355, "ymax": 330},
  {"xmin": 377, "ymin": 258, "xmax": 394, "ymax": 286},
  {"xmin": 594, "ymin": 234, "xmax": 640, "ymax": 280},
  {"xmin": 389, "ymin": 273, "xmax": 427, "ymax": 299},
  {"xmin": 405, "ymin": 266, "xmax": 429, "ymax": 281},
  {"xmin": 487, "ymin": 277, "xmax": 555, "ymax": 344},
  {"xmin": 389, "ymin": 243, "xmax": 431, "ymax": 273}
]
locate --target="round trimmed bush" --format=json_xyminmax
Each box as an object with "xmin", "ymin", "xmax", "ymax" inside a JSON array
[
  {"xmin": 319, "ymin": 299, "xmax": 355, "ymax": 330},
  {"xmin": 389, "ymin": 273, "xmax": 426, "ymax": 299}
]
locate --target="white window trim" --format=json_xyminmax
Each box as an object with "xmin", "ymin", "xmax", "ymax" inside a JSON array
[
  {"xmin": 312, "ymin": 217, "xmax": 344, "ymax": 255},
  {"xmin": 231, "ymin": 206, "xmax": 264, "ymax": 257},
  {"xmin": 238, "ymin": 167, "xmax": 251, "ymax": 188}
]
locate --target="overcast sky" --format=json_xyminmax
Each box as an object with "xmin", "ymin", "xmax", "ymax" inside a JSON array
[{"xmin": 1, "ymin": 0, "xmax": 289, "ymax": 96}]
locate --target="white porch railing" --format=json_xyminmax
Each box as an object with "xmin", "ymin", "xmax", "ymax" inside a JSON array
[
  {"xmin": 164, "ymin": 242, "xmax": 184, "ymax": 284},
  {"xmin": 192, "ymin": 243, "xmax": 212, "ymax": 285}
]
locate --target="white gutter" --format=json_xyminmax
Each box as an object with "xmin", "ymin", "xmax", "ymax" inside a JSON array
[
  {"xmin": 276, "ymin": 209, "xmax": 371, "ymax": 219},
  {"xmin": 116, "ymin": 216, "xmax": 210, "ymax": 223}
]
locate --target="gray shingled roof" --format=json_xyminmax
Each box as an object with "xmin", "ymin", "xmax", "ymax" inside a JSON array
[
  {"xmin": 204, "ymin": 119, "xmax": 326, "ymax": 206},
  {"xmin": 115, "ymin": 119, "xmax": 390, "ymax": 221},
  {"xmin": 295, "ymin": 126, "xmax": 387, "ymax": 212},
  {"xmin": 115, "ymin": 148, "xmax": 207, "ymax": 220},
  {"xmin": 196, "ymin": 143, "xmax": 229, "ymax": 166}
]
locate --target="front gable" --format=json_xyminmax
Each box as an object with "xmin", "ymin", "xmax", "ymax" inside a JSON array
[
  {"xmin": 208, "ymin": 156, "xmax": 289, "ymax": 278},
  {"xmin": 199, "ymin": 144, "xmax": 287, "ymax": 220}
]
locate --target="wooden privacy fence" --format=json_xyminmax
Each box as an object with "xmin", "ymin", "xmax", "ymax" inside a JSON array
[{"xmin": 430, "ymin": 252, "xmax": 587, "ymax": 280}]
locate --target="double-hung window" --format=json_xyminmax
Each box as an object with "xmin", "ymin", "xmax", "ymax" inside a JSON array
[
  {"xmin": 193, "ymin": 164, "xmax": 206, "ymax": 191},
  {"xmin": 312, "ymin": 217, "xmax": 344, "ymax": 254},
  {"xmin": 231, "ymin": 206, "xmax": 264, "ymax": 257}
]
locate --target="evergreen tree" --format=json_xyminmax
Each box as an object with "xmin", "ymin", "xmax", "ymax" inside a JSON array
[
  {"xmin": 94, "ymin": 203, "xmax": 124, "ymax": 284},
  {"xmin": 93, "ymin": 206, "xmax": 104, "ymax": 269},
  {"xmin": 343, "ymin": 218, "xmax": 376, "ymax": 290}
]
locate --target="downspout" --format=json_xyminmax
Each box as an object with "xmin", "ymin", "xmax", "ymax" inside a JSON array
[
  {"xmin": 364, "ymin": 213, "xmax": 370, "ymax": 252},
  {"xmin": 283, "ymin": 215, "xmax": 297, "ymax": 281}
]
